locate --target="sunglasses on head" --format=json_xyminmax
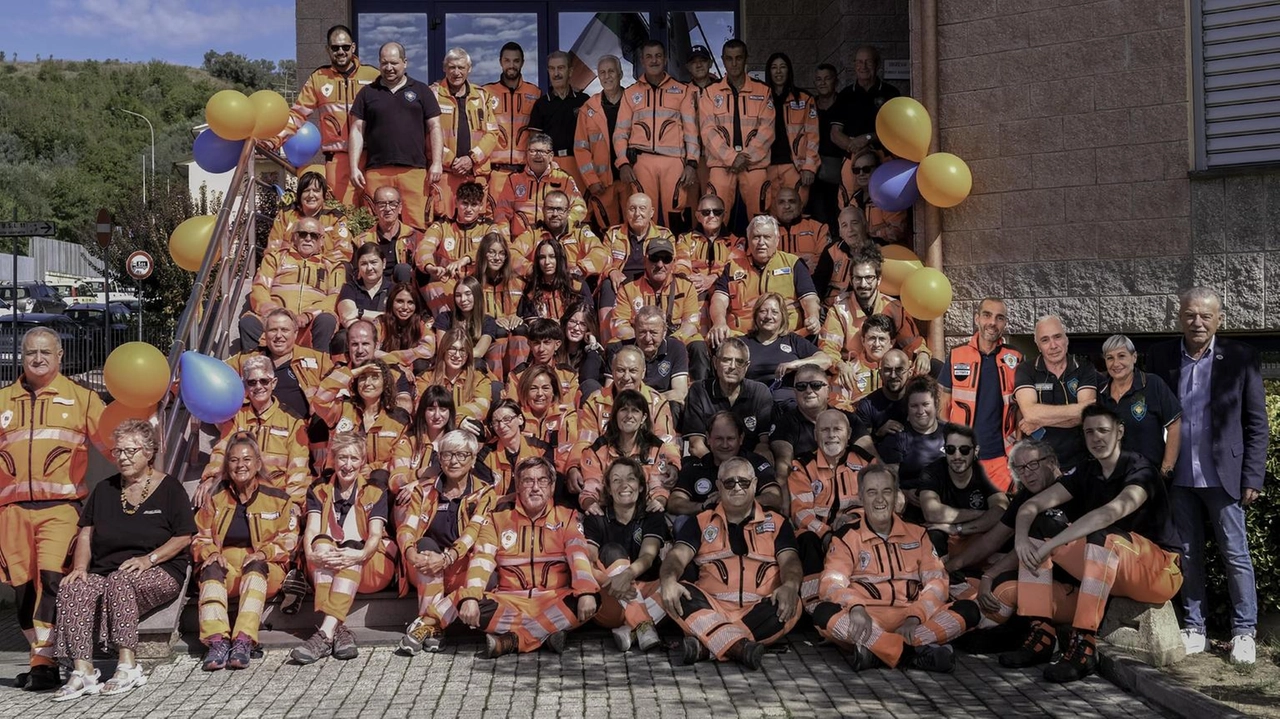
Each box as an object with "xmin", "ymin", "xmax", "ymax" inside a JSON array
[
  {"xmin": 698, "ymin": 208, "xmax": 725, "ymax": 217},
  {"xmin": 944, "ymin": 444, "xmax": 974, "ymax": 456},
  {"xmin": 720, "ymin": 477, "xmax": 752, "ymax": 489}
]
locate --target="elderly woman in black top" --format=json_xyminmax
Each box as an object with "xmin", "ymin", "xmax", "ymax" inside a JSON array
[{"xmin": 52, "ymin": 419, "xmax": 196, "ymax": 701}]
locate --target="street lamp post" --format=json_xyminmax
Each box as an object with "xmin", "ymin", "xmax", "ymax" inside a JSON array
[{"xmin": 115, "ymin": 108, "xmax": 155, "ymax": 203}]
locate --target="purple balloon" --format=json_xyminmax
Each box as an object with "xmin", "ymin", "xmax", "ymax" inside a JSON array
[
  {"xmin": 868, "ymin": 159, "xmax": 920, "ymax": 212},
  {"xmin": 283, "ymin": 121, "xmax": 322, "ymax": 166},
  {"xmin": 179, "ymin": 351, "xmax": 245, "ymax": 424},
  {"xmin": 193, "ymin": 129, "xmax": 245, "ymax": 174}
]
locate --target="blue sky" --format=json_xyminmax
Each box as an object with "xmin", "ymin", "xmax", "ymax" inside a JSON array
[{"xmin": 6, "ymin": 0, "xmax": 296, "ymax": 67}]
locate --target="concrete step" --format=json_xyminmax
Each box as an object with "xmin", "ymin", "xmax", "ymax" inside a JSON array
[{"xmin": 176, "ymin": 590, "xmax": 422, "ymax": 651}]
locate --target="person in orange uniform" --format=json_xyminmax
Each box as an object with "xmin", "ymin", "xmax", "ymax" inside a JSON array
[
  {"xmin": 813, "ymin": 464, "xmax": 980, "ymax": 673},
  {"xmin": 454, "ymin": 457, "xmax": 600, "ymax": 657},
  {"xmin": 431, "ymin": 47, "xmax": 500, "ymax": 220},
  {"xmin": 771, "ymin": 187, "xmax": 830, "ymax": 272},
  {"xmin": 939, "ymin": 298, "xmax": 1022, "ymax": 491},
  {"xmin": 511, "ymin": 190, "xmax": 608, "ymax": 283},
  {"xmin": 493, "ymin": 133, "xmax": 587, "ymax": 240},
  {"xmin": 264, "ymin": 172, "xmax": 353, "ymax": 265},
  {"xmin": 575, "ymin": 346, "xmax": 678, "ymax": 457},
  {"xmin": 698, "ymin": 40, "xmax": 776, "ymax": 220},
  {"xmin": 607, "ymin": 237, "xmax": 707, "ymax": 376},
  {"xmin": 574, "ymin": 55, "xmax": 631, "ymax": 232},
  {"xmin": 227, "ymin": 308, "xmax": 333, "ymax": 421},
  {"xmin": 764, "ymin": 53, "xmax": 820, "ymax": 209},
  {"xmin": 352, "ymin": 186, "xmax": 420, "ymax": 285},
  {"xmin": 475, "ymin": 400, "xmax": 545, "ymax": 497},
  {"xmin": 819, "ymin": 242, "xmax": 931, "ymax": 375},
  {"xmin": 659, "ymin": 457, "xmax": 803, "ymax": 670},
  {"xmin": 528, "ymin": 51, "xmax": 590, "ymax": 194},
  {"xmin": 812, "ymin": 205, "xmax": 869, "ymax": 305},
  {"xmin": 677, "ymin": 194, "xmax": 745, "ymax": 306},
  {"xmin": 277, "ymin": 25, "xmax": 380, "ymax": 205},
  {"xmin": 613, "ymin": 40, "xmax": 699, "ymax": 226},
  {"xmin": 240, "ymin": 216, "xmax": 345, "ymax": 353},
  {"xmin": 482, "ymin": 42, "xmax": 543, "ymax": 203},
  {"xmin": 0, "ymin": 327, "xmax": 104, "ymax": 691},
  {"xmin": 417, "ymin": 182, "xmax": 497, "ymax": 314}
]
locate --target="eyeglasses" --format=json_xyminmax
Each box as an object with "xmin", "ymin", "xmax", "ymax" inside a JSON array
[
  {"xmin": 544, "ymin": 205, "xmax": 569, "ymax": 214},
  {"xmin": 528, "ymin": 148, "xmax": 552, "ymax": 156},
  {"xmin": 244, "ymin": 378, "xmax": 273, "ymax": 387},
  {"xmin": 944, "ymin": 444, "xmax": 974, "ymax": 456},
  {"xmin": 492, "ymin": 414, "xmax": 521, "ymax": 426},
  {"xmin": 296, "ymin": 231, "xmax": 323, "ymax": 240},
  {"xmin": 374, "ymin": 200, "xmax": 401, "ymax": 209},
  {"xmin": 881, "ymin": 366, "xmax": 908, "ymax": 375},
  {"xmin": 1012, "ymin": 457, "xmax": 1044, "ymax": 474},
  {"xmin": 647, "ymin": 253, "xmax": 673, "ymax": 265},
  {"xmin": 719, "ymin": 477, "xmax": 753, "ymax": 489},
  {"xmin": 111, "ymin": 447, "xmax": 145, "ymax": 459},
  {"xmin": 330, "ymin": 44, "xmax": 353, "ymax": 52},
  {"xmin": 519, "ymin": 476, "xmax": 554, "ymax": 487},
  {"xmin": 852, "ymin": 166, "xmax": 876, "ymax": 175},
  {"xmin": 698, "ymin": 208, "xmax": 725, "ymax": 217},
  {"xmin": 440, "ymin": 451, "xmax": 474, "ymax": 462},
  {"xmin": 795, "ymin": 380, "xmax": 828, "ymax": 392}
]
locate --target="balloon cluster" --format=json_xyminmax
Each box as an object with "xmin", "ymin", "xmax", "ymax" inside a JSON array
[{"xmin": 98, "ymin": 342, "xmax": 170, "ymax": 449}]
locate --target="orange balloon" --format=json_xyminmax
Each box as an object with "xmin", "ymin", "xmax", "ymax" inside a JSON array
[
  {"xmin": 880, "ymin": 244, "xmax": 923, "ymax": 297},
  {"xmin": 206, "ymin": 90, "xmax": 256, "ymax": 141},
  {"xmin": 249, "ymin": 90, "xmax": 291, "ymax": 140},
  {"xmin": 875, "ymin": 97, "xmax": 932, "ymax": 163},
  {"xmin": 96, "ymin": 401, "xmax": 157, "ymax": 451},
  {"xmin": 900, "ymin": 267, "xmax": 953, "ymax": 321},
  {"xmin": 104, "ymin": 342, "xmax": 171, "ymax": 409},
  {"xmin": 917, "ymin": 152, "xmax": 973, "ymax": 208},
  {"xmin": 169, "ymin": 215, "xmax": 218, "ymax": 272}
]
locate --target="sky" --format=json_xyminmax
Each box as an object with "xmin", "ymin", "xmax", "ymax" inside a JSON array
[{"xmin": 6, "ymin": 0, "xmax": 296, "ymax": 67}]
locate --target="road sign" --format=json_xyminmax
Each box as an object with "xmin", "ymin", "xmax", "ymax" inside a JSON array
[
  {"xmin": 96, "ymin": 209, "xmax": 113, "ymax": 248},
  {"xmin": 126, "ymin": 250, "xmax": 154, "ymax": 281},
  {"xmin": 0, "ymin": 221, "xmax": 56, "ymax": 237}
]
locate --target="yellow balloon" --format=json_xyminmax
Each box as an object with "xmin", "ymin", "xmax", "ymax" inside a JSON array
[
  {"xmin": 104, "ymin": 343, "xmax": 171, "ymax": 409},
  {"xmin": 900, "ymin": 267, "xmax": 953, "ymax": 321},
  {"xmin": 169, "ymin": 215, "xmax": 218, "ymax": 272},
  {"xmin": 249, "ymin": 90, "xmax": 291, "ymax": 140},
  {"xmin": 917, "ymin": 152, "xmax": 973, "ymax": 208},
  {"xmin": 875, "ymin": 97, "xmax": 933, "ymax": 163},
  {"xmin": 206, "ymin": 90, "xmax": 256, "ymax": 141},
  {"xmin": 299, "ymin": 164, "xmax": 326, "ymax": 179},
  {"xmin": 96, "ymin": 400, "xmax": 157, "ymax": 450},
  {"xmin": 880, "ymin": 244, "xmax": 924, "ymax": 297}
]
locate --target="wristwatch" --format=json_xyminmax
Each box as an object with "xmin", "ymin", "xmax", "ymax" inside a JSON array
[{"xmin": 148, "ymin": 553, "xmax": 159, "ymax": 565}]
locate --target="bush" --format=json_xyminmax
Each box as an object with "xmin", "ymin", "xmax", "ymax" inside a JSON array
[{"xmin": 1203, "ymin": 379, "xmax": 1280, "ymax": 628}]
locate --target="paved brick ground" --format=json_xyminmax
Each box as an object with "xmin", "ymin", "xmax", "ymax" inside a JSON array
[{"xmin": 0, "ymin": 631, "xmax": 1166, "ymax": 718}]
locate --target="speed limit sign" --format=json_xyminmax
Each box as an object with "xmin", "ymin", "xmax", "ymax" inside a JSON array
[{"xmin": 126, "ymin": 250, "xmax": 154, "ymax": 281}]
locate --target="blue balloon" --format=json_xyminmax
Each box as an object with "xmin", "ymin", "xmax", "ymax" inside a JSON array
[
  {"xmin": 179, "ymin": 351, "xmax": 245, "ymax": 424},
  {"xmin": 193, "ymin": 129, "xmax": 245, "ymax": 174},
  {"xmin": 283, "ymin": 122, "xmax": 322, "ymax": 166},
  {"xmin": 868, "ymin": 159, "xmax": 921, "ymax": 212}
]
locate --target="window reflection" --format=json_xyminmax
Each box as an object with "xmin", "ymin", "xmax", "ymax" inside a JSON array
[{"xmin": 356, "ymin": 13, "xmax": 431, "ymax": 81}]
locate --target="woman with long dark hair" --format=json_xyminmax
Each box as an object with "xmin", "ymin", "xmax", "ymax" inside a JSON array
[
  {"xmin": 558, "ymin": 299, "xmax": 605, "ymax": 393},
  {"xmin": 764, "ymin": 52, "xmax": 819, "ymax": 209},
  {"xmin": 378, "ymin": 282, "xmax": 435, "ymax": 376},
  {"xmin": 421, "ymin": 327, "xmax": 502, "ymax": 424},
  {"xmin": 474, "ymin": 232, "xmax": 526, "ymax": 377},
  {"xmin": 574, "ymin": 389, "xmax": 680, "ymax": 515},
  {"xmin": 434, "ymin": 276, "xmax": 499, "ymax": 364},
  {"xmin": 517, "ymin": 238, "xmax": 591, "ymax": 323}
]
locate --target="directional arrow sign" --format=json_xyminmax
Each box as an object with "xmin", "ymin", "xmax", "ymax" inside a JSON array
[{"xmin": 0, "ymin": 221, "xmax": 56, "ymax": 237}]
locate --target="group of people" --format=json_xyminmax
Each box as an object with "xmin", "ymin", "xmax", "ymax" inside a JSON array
[{"xmin": 0, "ymin": 23, "xmax": 1268, "ymax": 704}]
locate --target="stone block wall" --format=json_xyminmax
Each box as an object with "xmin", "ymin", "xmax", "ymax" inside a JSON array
[{"xmin": 297, "ymin": 0, "xmax": 350, "ymax": 86}]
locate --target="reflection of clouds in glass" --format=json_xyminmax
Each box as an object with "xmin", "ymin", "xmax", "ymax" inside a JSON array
[
  {"xmin": 357, "ymin": 13, "xmax": 430, "ymax": 80},
  {"xmin": 446, "ymin": 14, "xmax": 540, "ymax": 86}
]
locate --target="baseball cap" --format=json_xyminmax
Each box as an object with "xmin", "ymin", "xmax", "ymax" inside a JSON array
[
  {"xmin": 645, "ymin": 236, "xmax": 675, "ymax": 257},
  {"xmin": 688, "ymin": 45, "xmax": 711, "ymax": 62}
]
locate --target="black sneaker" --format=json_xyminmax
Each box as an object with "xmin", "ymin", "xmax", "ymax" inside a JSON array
[
  {"xmin": 680, "ymin": 636, "xmax": 710, "ymax": 665},
  {"xmin": 999, "ymin": 620, "xmax": 1057, "ymax": 668},
  {"xmin": 279, "ymin": 569, "xmax": 309, "ymax": 615},
  {"xmin": 23, "ymin": 664, "xmax": 61, "ymax": 692},
  {"xmin": 1043, "ymin": 630, "xmax": 1097, "ymax": 683},
  {"xmin": 909, "ymin": 644, "xmax": 956, "ymax": 673},
  {"xmin": 202, "ymin": 636, "xmax": 231, "ymax": 672},
  {"xmin": 726, "ymin": 639, "xmax": 766, "ymax": 671},
  {"xmin": 227, "ymin": 633, "xmax": 254, "ymax": 670},
  {"xmin": 850, "ymin": 644, "xmax": 885, "ymax": 671},
  {"xmin": 544, "ymin": 630, "xmax": 568, "ymax": 654}
]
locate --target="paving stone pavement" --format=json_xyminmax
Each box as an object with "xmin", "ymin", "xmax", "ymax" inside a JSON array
[{"xmin": 0, "ymin": 632, "xmax": 1168, "ymax": 718}]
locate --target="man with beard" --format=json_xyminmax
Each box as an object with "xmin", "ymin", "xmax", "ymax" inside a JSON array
[
  {"xmin": 819, "ymin": 242, "xmax": 930, "ymax": 376},
  {"xmin": 482, "ymin": 42, "xmax": 543, "ymax": 201}
]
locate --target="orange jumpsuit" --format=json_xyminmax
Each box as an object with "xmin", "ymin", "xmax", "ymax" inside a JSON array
[
  {"xmin": 480, "ymin": 276, "xmax": 528, "ymax": 377},
  {"xmin": 610, "ymin": 273, "xmax": 703, "ymax": 344},
  {"xmin": 492, "ymin": 165, "xmax": 587, "ymax": 240},
  {"xmin": 481, "ymin": 79, "xmax": 543, "ymax": 201},
  {"xmin": 430, "ymin": 81, "xmax": 500, "ymax": 218},
  {"xmin": 775, "ymin": 216, "xmax": 830, "ymax": 274},
  {"xmin": 204, "ymin": 399, "xmax": 311, "ymax": 507},
  {"xmin": 281, "ymin": 60, "xmax": 382, "ymax": 204},
  {"xmin": 397, "ymin": 476, "xmax": 498, "ymax": 625},
  {"xmin": 698, "ymin": 76, "xmax": 776, "ymax": 217},
  {"xmin": 247, "ymin": 249, "xmax": 344, "ymax": 331},
  {"xmin": 417, "ymin": 367, "xmax": 503, "ymax": 424},
  {"xmin": 766, "ymin": 90, "xmax": 821, "ymax": 208},
  {"xmin": 675, "ymin": 231, "xmax": 745, "ymax": 293},
  {"xmin": 352, "ymin": 222, "xmax": 422, "ymax": 273},
  {"xmin": 577, "ymin": 438, "xmax": 682, "ymax": 510},
  {"xmin": 613, "ymin": 74, "xmax": 699, "ymax": 221},
  {"xmin": 319, "ymin": 403, "xmax": 413, "ymax": 480},
  {"xmin": 305, "ymin": 476, "xmax": 396, "ymax": 621},
  {"xmin": 266, "ymin": 209, "xmax": 353, "ymax": 266},
  {"xmin": 415, "ymin": 218, "xmax": 498, "ymax": 314},
  {"xmin": 226, "ymin": 347, "xmax": 333, "ymax": 418},
  {"xmin": 788, "ymin": 448, "xmax": 872, "ymax": 609},
  {"xmin": 574, "ymin": 92, "xmax": 633, "ymax": 230}
]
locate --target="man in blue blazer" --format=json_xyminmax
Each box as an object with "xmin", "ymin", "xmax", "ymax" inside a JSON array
[{"xmin": 1146, "ymin": 287, "xmax": 1268, "ymax": 665}]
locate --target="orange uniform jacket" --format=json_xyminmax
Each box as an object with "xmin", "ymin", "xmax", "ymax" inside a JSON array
[
  {"xmin": 676, "ymin": 231, "xmax": 746, "ymax": 287},
  {"xmin": 0, "ymin": 374, "xmax": 104, "ymax": 506},
  {"xmin": 283, "ymin": 60, "xmax": 381, "ymax": 154},
  {"xmin": 395, "ymin": 476, "xmax": 498, "ymax": 586},
  {"xmin": 601, "ymin": 223, "xmax": 678, "ymax": 277},
  {"xmin": 324, "ymin": 403, "xmax": 413, "ymax": 477},
  {"xmin": 227, "ymin": 347, "xmax": 333, "ymax": 416},
  {"xmin": 777, "ymin": 217, "xmax": 830, "ymax": 273},
  {"xmin": 611, "ymin": 274, "xmax": 702, "ymax": 342},
  {"xmin": 521, "ymin": 403, "xmax": 579, "ymax": 475},
  {"xmin": 481, "ymin": 80, "xmax": 542, "ymax": 167},
  {"xmin": 775, "ymin": 90, "xmax": 821, "ymax": 174},
  {"xmin": 574, "ymin": 93, "xmax": 620, "ymax": 191},
  {"xmin": 788, "ymin": 448, "xmax": 872, "ymax": 538},
  {"xmin": 461, "ymin": 500, "xmax": 600, "ymax": 600},
  {"xmin": 681, "ymin": 503, "xmax": 795, "ymax": 608},
  {"xmin": 492, "ymin": 166, "xmax": 587, "ymax": 239},
  {"xmin": 353, "ymin": 223, "xmax": 422, "ymax": 270},
  {"xmin": 421, "ymin": 367, "xmax": 503, "ymax": 424},
  {"xmin": 192, "ymin": 482, "xmax": 299, "ymax": 566},
  {"xmin": 578, "ymin": 438, "xmax": 681, "ymax": 508},
  {"xmin": 250, "ymin": 249, "xmax": 344, "ymax": 319},
  {"xmin": 431, "ymin": 82, "xmax": 500, "ymax": 173},
  {"xmin": 266, "ymin": 209, "xmax": 353, "ymax": 266},
  {"xmin": 511, "ymin": 225, "xmax": 609, "ymax": 280},
  {"xmin": 204, "ymin": 400, "xmax": 311, "ymax": 506},
  {"xmin": 820, "ymin": 291, "xmax": 925, "ymax": 363},
  {"xmin": 476, "ymin": 438, "xmax": 544, "ymax": 497},
  {"xmin": 307, "ymin": 477, "xmax": 394, "ymax": 555},
  {"xmin": 574, "ymin": 385, "xmax": 678, "ymax": 458},
  {"xmin": 613, "ymin": 75, "xmax": 700, "ymax": 164},
  {"xmin": 819, "ymin": 510, "xmax": 950, "ymax": 622},
  {"xmin": 715, "ymin": 250, "xmax": 815, "ymax": 333},
  {"xmin": 697, "ymin": 77, "xmax": 776, "ymax": 170}
]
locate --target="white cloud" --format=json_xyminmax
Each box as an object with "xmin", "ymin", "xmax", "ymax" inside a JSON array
[{"xmin": 52, "ymin": 0, "xmax": 291, "ymax": 48}]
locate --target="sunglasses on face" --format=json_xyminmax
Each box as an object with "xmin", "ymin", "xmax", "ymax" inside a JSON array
[
  {"xmin": 244, "ymin": 378, "xmax": 273, "ymax": 387},
  {"xmin": 795, "ymin": 380, "xmax": 828, "ymax": 392},
  {"xmin": 296, "ymin": 231, "xmax": 323, "ymax": 240},
  {"xmin": 330, "ymin": 44, "xmax": 353, "ymax": 52},
  {"xmin": 944, "ymin": 444, "xmax": 974, "ymax": 456},
  {"xmin": 852, "ymin": 166, "xmax": 876, "ymax": 175},
  {"xmin": 647, "ymin": 253, "xmax": 673, "ymax": 264},
  {"xmin": 698, "ymin": 208, "xmax": 725, "ymax": 217},
  {"xmin": 720, "ymin": 477, "xmax": 752, "ymax": 489}
]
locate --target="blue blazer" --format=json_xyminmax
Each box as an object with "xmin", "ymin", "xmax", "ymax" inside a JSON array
[{"xmin": 1146, "ymin": 336, "xmax": 1268, "ymax": 499}]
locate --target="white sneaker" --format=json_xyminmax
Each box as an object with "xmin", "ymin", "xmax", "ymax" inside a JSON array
[
  {"xmin": 1229, "ymin": 634, "xmax": 1256, "ymax": 665},
  {"xmin": 1181, "ymin": 628, "xmax": 1206, "ymax": 655},
  {"xmin": 612, "ymin": 625, "xmax": 633, "ymax": 652}
]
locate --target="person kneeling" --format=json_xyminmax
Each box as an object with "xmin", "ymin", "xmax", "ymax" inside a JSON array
[
  {"xmin": 812, "ymin": 464, "xmax": 981, "ymax": 674},
  {"xmin": 660, "ymin": 457, "xmax": 803, "ymax": 671},
  {"xmin": 290, "ymin": 432, "xmax": 397, "ymax": 665}
]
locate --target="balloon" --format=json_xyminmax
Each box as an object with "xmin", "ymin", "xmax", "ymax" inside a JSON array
[
  {"xmin": 900, "ymin": 267, "xmax": 953, "ymax": 321},
  {"xmin": 917, "ymin": 152, "xmax": 973, "ymax": 208},
  {"xmin": 880, "ymin": 244, "xmax": 924, "ymax": 297},
  {"xmin": 104, "ymin": 342, "xmax": 171, "ymax": 409},
  {"xmin": 180, "ymin": 352, "xmax": 246, "ymax": 424},
  {"xmin": 205, "ymin": 90, "xmax": 256, "ymax": 141},
  {"xmin": 875, "ymin": 97, "xmax": 933, "ymax": 162},
  {"xmin": 299, "ymin": 163, "xmax": 326, "ymax": 179},
  {"xmin": 96, "ymin": 401, "xmax": 157, "ymax": 451},
  {"xmin": 192, "ymin": 129, "xmax": 245, "ymax": 174},
  {"xmin": 169, "ymin": 215, "xmax": 219, "ymax": 272},
  {"xmin": 283, "ymin": 122, "xmax": 322, "ymax": 166},
  {"xmin": 868, "ymin": 159, "xmax": 920, "ymax": 212},
  {"xmin": 249, "ymin": 90, "xmax": 291, "ymax": 140}
]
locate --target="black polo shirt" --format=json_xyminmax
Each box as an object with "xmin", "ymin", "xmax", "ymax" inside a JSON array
[
  {"xmin": 769, "ymin": 406, "xmax": 869, "ymax": 459},
  {"xmin": 742, "ymin": 333, "xmax": 821, "ymax": 388},
  {"xmin": 1060, "ymin": 451, "xmax": 1181, "ymax": 551},
  {"xmin": 1096, "ymin": 371, "xmax": 1182, "ymax": 468},
  {"xmin": 350, "ymin": 75, "xmax": 442, "ymax": 169},
  {"xmin": 583, "ymin": 508, "xmax": 669, "ymax": 582},
  {"xmin": 831, "ymin": 79, "xmax": 901, "ymax": 138},
  {"xmin": 605, "ymin": 337, "xmax": 689, "ymax": 393},
  {"xmin": 854, "ymin": 388, "xmax": 908, "ymax": 435},
  {"xmin": 877, "ymin": 424, "xmax": 946, "ymax": 491},
  {"xmin": 338, "ymin": 276, "xmax": 391, "ymax": 318},
  {"xmin": 673, "ymin": 450, "xmax": 778, "ymax": 506},
  {"xmin": 682, "ymin": 377, "xmax": 775, "ymax": 445},
  {"xmin": 919, "ymin": 458, "xmax": 1002, "ymax": 512},
  {"xmin": 1013, "ymin": 355, "xmax": 1100, "ymax": 472},
  {"xmin": 529, "ymin": 90, "xmax": 589, "ymax": 153}
]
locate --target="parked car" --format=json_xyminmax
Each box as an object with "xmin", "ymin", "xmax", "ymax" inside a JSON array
[
  {"xmin": 65, "ymin": 303, "xmax": 137, "ymax": 349},
  {"xmin": 0, "ymin": 314, "xmax": 99, "ymax": 381},
  {"xmin": 0, "ymin": 282, "xmax": 68, "ymax": 314}
]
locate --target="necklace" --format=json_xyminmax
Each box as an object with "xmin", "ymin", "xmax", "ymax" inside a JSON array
[{"xmin": 121, "ymin": 470, "xmax": 155, "ymax": 515}]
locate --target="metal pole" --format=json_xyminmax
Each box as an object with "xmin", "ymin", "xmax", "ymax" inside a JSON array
[
  {"xmin": 115, "ymin": 108, "xmax": 156, "ymax": 202},
  {"xmin": 11, "ymin": 208, "xmax": 17, "ymax": 381},
  {"xmin": 103, "ymin": 240, "xmax": 112, "ymax": 357},
  {"xmin": 136, "ymin": 280, "xmax": 143, "ymax": 342},
  {"xmin": 140, "ymin": 153, "xmax": 147, "ymax": 205}
]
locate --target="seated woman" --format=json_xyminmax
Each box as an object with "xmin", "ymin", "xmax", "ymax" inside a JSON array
[
  {"xmin": 193, "ymin": 433, "xmax": 298, "ymax": 671},
  {"xmin": 378, "ymin": 282, "xmax": 435, "ymax": 377},
  {"xmin": 52, "ymin": 420, "xmax": 196, "ymax": 701},
  {"xmin": 516, "ymin": 238, "xmax": 592, "ymax": 324},
  {"xmin": 392, "ymin": 385, "xmax": 456, "ymax": 501},
  {"xmin": 434, "ymin": 276, "xmax": 502, "ymax": 374},
  {"xmin": 266, "ymin": 171, "xmax": 351, "ymax": 263},
  {"xmin": 574, "ymin": 389, "xmax": 680, "ymax": 515},
  {"xmin": 742, "ymin": 292, "xmax": 829, "ymax": 403},
  {"xmin": 337, "ymin": 243, "xmax": 391, "ymax": 328},
  {"xmin": 877, "ymin": 376, "xmax": 947, "ymax": 519},
  {"xmin": 290, "ymin": 432, "xmax": 397, "ymax": 665},
  {"xmin": 474, "ymin": 232, "xmax": 528, "ymax": 377},
  {"xmin": 584, "ymin": 457, "xmax": 669, "ymax": 654},
  {"xmin": 473, "ymin": 399, "xmax": 541, "ymax": 496},
  {"xmin": 395, "ymin": 430, "xmax": 498, "ymax": 655},
  {"xmin": 559, "ymin": 299, "xmax": 606, "ymax": 397},
  {"xmin": 418, "ymin": 327, "xmax": 503, "ymax": 424},
  {"xmin": 313, "ymin": 360, "xmax": 413, "ymax": 487},
  {"xmin": 514, "ymin": 362, "xmax": 579, "ymax": 496}
]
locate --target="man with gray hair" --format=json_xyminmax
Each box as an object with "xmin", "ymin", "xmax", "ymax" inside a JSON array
[
  {"xmin": 1013, "ymin": 314, "xmax": 1098, "ymax": 474},
  {"xmin": 529, "ymin": 50, "xmax": 589, "ymax": 193},
  {"xmin": 1146, "ymin": 287, "xmax": 1267, "ymax": 665},
  {"xmin": 431, "ymin": 47, "xmax": 499, "ymax": 219},
  {"xmin": 707, "ymin": 214, "xmax": 821, "ymax": 348},
  {"xmin": 575, "ymin": 54, "xmax": 629, "ymax": 230}
]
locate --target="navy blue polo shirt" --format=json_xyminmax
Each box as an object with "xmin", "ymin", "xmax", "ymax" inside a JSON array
[
  {"xmin": 1096, "ymin": 371, "xmax": 1181, "ymax": 468},
  {"xmin": 351, "ymin": 75, "xmax": 442, "ymax": 169},
  {"xmin": 1013, "ymin": 355, "xmax": 1099, "ymax": 472}
]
